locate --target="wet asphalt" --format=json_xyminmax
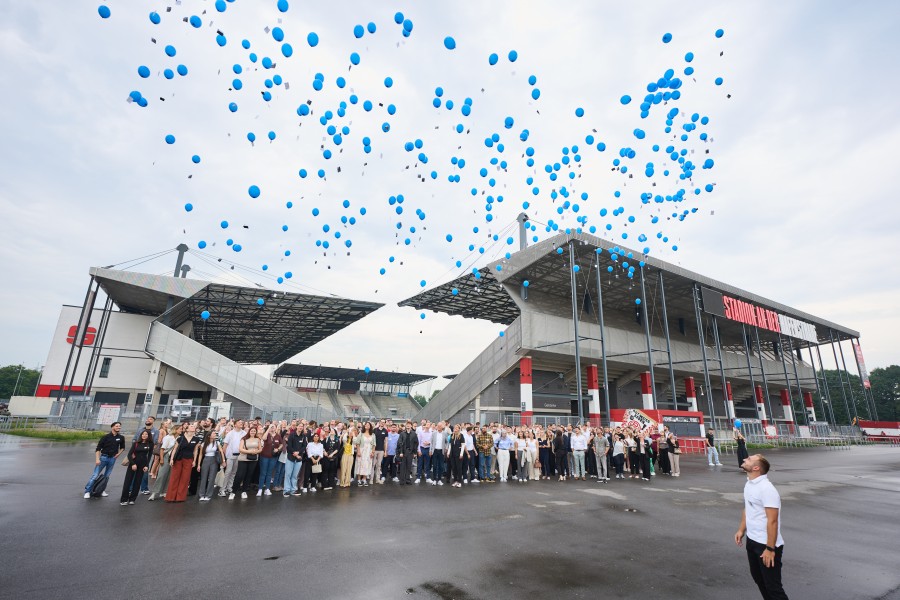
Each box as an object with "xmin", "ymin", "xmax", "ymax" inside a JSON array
[{"xmin": 0, "ymin": 434, "xmax": 898, "ymax": 600}]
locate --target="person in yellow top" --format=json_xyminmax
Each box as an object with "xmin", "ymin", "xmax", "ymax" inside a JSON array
[{"xmin": 339, "ymin": 427, "xmax": 357, "ymax": 488}]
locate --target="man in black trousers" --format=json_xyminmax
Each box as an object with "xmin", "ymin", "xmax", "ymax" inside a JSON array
[
  {"xmin": 734, "ymin": 454, "xmax": 789, "ymax": 600},
  {"xmin": 397, "ymin": 421, "xmax": 418, "ymax": 484}
]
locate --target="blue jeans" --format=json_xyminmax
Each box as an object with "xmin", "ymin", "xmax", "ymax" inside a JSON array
[
  {"xmin": 258, "ymin": 456, "xmax": 277, "ymax": 490},
  {"xmin": 283, "ymin": 460, "xmax": 302, "ymax": 494},
  {"xmin": 417, "ymin": 447, "xmax": 431, "ymax": 479},
  {"xmin": 707, "ymin": 446, "xmax": 720, "ymax": 465},
  {"xmin": 140, "ymin": 471, "xmax": 150, "ymax": 493},
  {"xmin": 430, "ymin": 451, "xmax": 445, "ymax": 481},
  {"xmin": 272, "ymin": 459, "xmax": 285, "ymax": 488},
  {"xmin": 479, "ymin": 452, "xmax": 492, "ymax": 480},
  {"xmin": 84, "ymin": 455, "xmax": 117, "ymax": 493}
]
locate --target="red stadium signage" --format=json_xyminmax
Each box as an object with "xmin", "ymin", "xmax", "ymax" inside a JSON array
[
  {"xmin": 66, "ymin": 325, "xmax": 96, "ymax": 346},
  {"xmin": 701, "ymin": 288, "xmax": 818, "ymax": 344}
]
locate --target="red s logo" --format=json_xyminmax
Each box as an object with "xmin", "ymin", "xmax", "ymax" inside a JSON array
[{"xmin": 66, "ymin": 326, "xmax": 96, "ymax": 345}]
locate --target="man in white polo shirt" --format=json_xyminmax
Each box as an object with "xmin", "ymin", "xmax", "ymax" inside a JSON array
[{"xmin": 734, "ymin": 454, "xmax": 789, "ymax": 600}]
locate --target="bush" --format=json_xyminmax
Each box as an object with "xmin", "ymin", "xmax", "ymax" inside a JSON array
[{"xmin": 3, "ymin": 428, "xmax": 105, "ymax": 442}]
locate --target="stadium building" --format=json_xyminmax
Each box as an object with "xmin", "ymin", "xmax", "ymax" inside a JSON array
[
  {"xmin": 400, "ymin": 230, "xmax": 877, "ymax": 437},
  {"xmin": 27, "ymin": 246, "xmax": 429, "ymax": 425}
]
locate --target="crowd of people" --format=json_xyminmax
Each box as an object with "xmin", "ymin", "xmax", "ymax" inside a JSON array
[{"xmin": 82, "ymin": 415, "xmax": 692, "ymax": 504}]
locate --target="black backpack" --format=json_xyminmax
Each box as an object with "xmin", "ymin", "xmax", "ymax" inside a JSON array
[{"xmin": 90, "ymin": 474, "xmax": 109, "ymax": 497}]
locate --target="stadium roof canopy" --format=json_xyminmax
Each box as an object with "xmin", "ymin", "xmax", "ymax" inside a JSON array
[
  {"xmin": 90, "ymin": 267, "xmax": 383, "ymax": 364},
  {"xmin": 273, "ymin": 364, "xmax": 435, "ymax": 386},
  {"xmin": 398, "ymin": 231, "xmax": 860, "ymax": 343}
]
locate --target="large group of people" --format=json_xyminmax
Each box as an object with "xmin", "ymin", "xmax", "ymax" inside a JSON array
[{"xmin": 83, "ymin": 415, "xmax": 693, "ymax": 504}]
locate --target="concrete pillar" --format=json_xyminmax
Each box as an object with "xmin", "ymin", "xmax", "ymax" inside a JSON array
[
  {"xmin": 587, "ymin": 365, "xmax": 601, "ymax": 426},
  {"xmin": 725, "ymin": 381, "xmax": 735, "ymax": 422},
  {"xmin": 520, "ymin": 357, "xmax": 533, "ymax": 426},
  {"xmin": 685, "ymin": 377, "xmax": 698, "ymax": 412},
  {"xmin": 803, "ymin": 391, "xmax": 816, "ymax": 423},
  {"xmin": 755, "ymin": 385, "xmax": 768, "ymax": 428},
  {"xmin": 780, "ymin": 389, "xmax": 794, "ymax": 434},
  {"xmin": 640, "ymin": 372, "xmax": 654, "ymax": 410},
  {"xmin": 474, "ymin": 393, "xmax": 482, "ymax": 425}
]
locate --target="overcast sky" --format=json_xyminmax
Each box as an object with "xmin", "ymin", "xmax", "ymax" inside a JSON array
[{"xmin": 1, "ymin": 0, "xmax": 898, "ymax": 394}]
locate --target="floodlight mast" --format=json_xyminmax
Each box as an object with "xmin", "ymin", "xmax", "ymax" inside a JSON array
[{"xmin": 517, "ymin": 212, "xmax": 529, "ymax": 251}]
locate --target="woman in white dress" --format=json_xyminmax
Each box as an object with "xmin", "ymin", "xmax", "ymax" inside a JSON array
[{"xmin": 354, "ymin": 422, "xmax": 376, "ymax": 486}]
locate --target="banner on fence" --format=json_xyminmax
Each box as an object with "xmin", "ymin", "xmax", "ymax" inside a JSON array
[{"xmin": 96, "ymin": 404, "xmax": 120, "ymax": 425}]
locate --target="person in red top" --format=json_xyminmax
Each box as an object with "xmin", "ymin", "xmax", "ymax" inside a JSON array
[{"xmin": 257, "ymin": 424, "xmax": 283, "ymax": 496}]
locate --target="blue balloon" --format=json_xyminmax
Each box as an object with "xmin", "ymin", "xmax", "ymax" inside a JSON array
[
  {"xmin": 198, "ymin": 240, "xmax": 206, "ymax": 249},
  {"xmin": 220, "ymin": 220, "xmax": 229, "ymax": 229},
  {"xmin": 734, "ymin": 419, "xmax": 743, "ymax": 429},
  {"xmin": 715, "ymin": 77, "xmax": 724, "ymax": 86},
  {"xmin": 662, "ymin": 32, "xmax": 672, "ymax": 43},
  {"xmin": 184, "ymin": 203, "xmax": 193, "ymax": 212},
  {"xmin": 282, "ymin": 43, "xmax": 293, "ymax": 57},
  {"xmin": 215, "ymin": 0, "xmax": 227, "ymax": 12},
  {"xmin": 367, "ymin": 22, "xmax": 376, "ymax": 33},
  {"xmin": 165, "ymin": 134, "xmax": 175, "ymax": 144},
  {"xmin": 364, "ymin": 366, "xmax": 371, "ymax": 374},
  {"xmin": 531, "ymin": 88, "xmax": 541, "ymax": 100},
  {"xmin": 137, "ymin": 65, "xmax": 150, "ymax": 78},
  {"xmin": 354, "ymin": 24, "xmax": 365, "ymax": 38},
  {"xmin": 189, "ymin": 15, "xmax": 202, "ymax": 28},
  {"xmin": 163, "ymin": 68, "xmax": 174, "ymax": 79},
  {"xmin": 201, "ymin": 310, "xmax": 210, "ymax": 320},
  {"xmin": 635, "ymin": 298, "xmax": 642, "ymax": 305},
  {"xmin": 488, "ymin": 53, "xmax": 498, "ymax": 65},
  {"xmin": 191, "ymin": 154, "xmax": 201, "ymax": 164},
  {"xmin": 384, "ymin": 76, "xmax": 393, "ymax": 88},
  {"xmin": 98, "ymin": 5, "xmax": 111, "ymax": 18},
  {"xmin": 277, "ymin": 0, "xmax": 289, "ymax": 11},
  {"xmin": 508, "ymin": 50, "xmax": 518, "ymax": 62},
  {"xmin": 350, "ymin": 52, "xmax": 360, "ymax": 65},
  {"xmin": 177, "ymin": 64, "xmax": 188, "ymax": 76},
  {"xmin": 394, "ymin": 12, "xmax": 404, "ymax": 24},
  {"xmin": 248, "ymin": 185, "xmax": 260, "ymax": 198},
  {"xmin": 444, "ymin": 36, "xmax": 456, "ymax": 50},
  {"xmin": 575, "ymin": 107, "xmax": 584, "ymax": 117},
  {"xmin": 228, "ymin": 102, "xmax": 238, "ymax": 112},
  {"xmin": 149, "ymin": 11, "xmax": 160, "ymax": 24},
  {"xmin": 165, "ymin": 45, "xmax": 176, "ymax": 57},
  {"xmin": 620, "ymin": 95, "xmax": 632, "ymax": 105},
  {"xmin": 715, "ymin": 28, "xmax": 725, "ymax": 38},
  {"xmin": 685, "ymin": 52, "xmax": 694, "ymax": 63},
  {"xmin": 268, "ymin": 131, "xmax": 276, "ymax": 141},
  {"xmin": 307, "ymin": 32, "xmax": 319, "ymax": 47}
]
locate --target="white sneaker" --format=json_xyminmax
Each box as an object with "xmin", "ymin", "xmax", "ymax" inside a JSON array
[
  {"xmin": 464, "ymin": 479, "xmax": 468, "ymax": 484},
  {"xmin": 310, "ymin": 487, "xmax": 317, "ymax": 493},
  {"xmin": 101, "ymin": 492, "xmax": 109, "ymax": 497},
  {"xmin": 241, "ymin": 492, "xmax": 248, "ymax": 499},
  {"xmin": 228, "ymin": 493, "xmax": 235, "ymax": 500},
  {"xmin": 500, "ymin": 478, "xmax": 507, "ymax": 482},
  {"xmin": 84, "ymin": 493, "xmax": 91, "ymax": 499},
  {"xmin": 437, "ymin": 480, "xmax": 444, "ymax": 486},
  {"xmin": 218, "ymin": 491, "xmax": 227, "ymax": 497},
  {"xmin": 392, "ymin": 477, "xmax": 399, "ymax": 482},
  {"xmin": 264, "ymin": 489, "xmax": 272, "ymax": 496},
  {"xmin": 431, "ymin": 480, "xmax": 437, "ymax": 486},
  {"xmin": 426, "ymin": 478, "xmax": 433, "ymax": 483},
  {"xmin": 302, "ymin": 488, "xmax": 308, "ymax": 493},
  {"xmin": 414, "ymin": 478, "xmax": 421, "ymax": 484},
  {"xmin": 256, "ymin": 489, "xmax": 263, "ymax": 497},
  {"xmin": 715, "ymin": 463, "xmax": 722, "ymax": 466}
]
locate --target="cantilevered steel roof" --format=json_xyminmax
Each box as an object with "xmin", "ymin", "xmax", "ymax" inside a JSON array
[
  {"xmin": 397, "ymin": 268, "xmax": 520, "ymax": 325},
  {"xmin": 273, "ymin": 364, "xmax": 435, "ymax": 386},
  {"xmin": 397, "ymin": 231, "xmax": 860, "ymax": 343},
  {"xmin": 90, "ymin": 267, "xmax": 208, "ymax": 315},
  {"xmin": 159, "ymin": 284, "xmax": 383, "ymax": 364}
]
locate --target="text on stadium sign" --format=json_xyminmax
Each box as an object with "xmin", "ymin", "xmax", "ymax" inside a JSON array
[{"xmin": 701, "ymin": 288, "xmax": 818, "ymax": 344}]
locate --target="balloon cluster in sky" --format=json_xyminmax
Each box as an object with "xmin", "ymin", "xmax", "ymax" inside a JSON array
[{"xmin": 97, "ymin": 3, "xmax": 728, "ymax": 326}]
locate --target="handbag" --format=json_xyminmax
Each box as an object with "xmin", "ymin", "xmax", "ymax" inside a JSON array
[
  {"xmin": 246, "ymin": 454, "xmax": 258, "ymax": 462},
  {"xmin": 311, "ymin": 463, "xmax": 322, "ymax": 474},
  {"xmin": 215, "ymin": 467, "xmax": 225, "ymax": 488}
]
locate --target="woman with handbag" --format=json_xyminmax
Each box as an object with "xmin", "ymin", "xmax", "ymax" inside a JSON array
[
  {"xmin": 669, "ymin": 433, "xmax": 681, "ymax": 477},
  {"xmin": 120, "ymin": 430, "xmax": 153, "ymax": 505},
  {"xmin": 166, "ymin": 422, "xmax": 199, "ymax": 503},
  {"xmin": 195, "ymin": 430, "xmax": 225, "ymax": 501},
  {"xmin": 230, "ymin": 426, "xmax": 261, "ymax": 499},
  {"xmin": 149, "ymin": 423, "xmax": 178, "ymax": 501},
  {"xmin": 306, "ymin": 433, "xmax": 324, "ymax": 490}
]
